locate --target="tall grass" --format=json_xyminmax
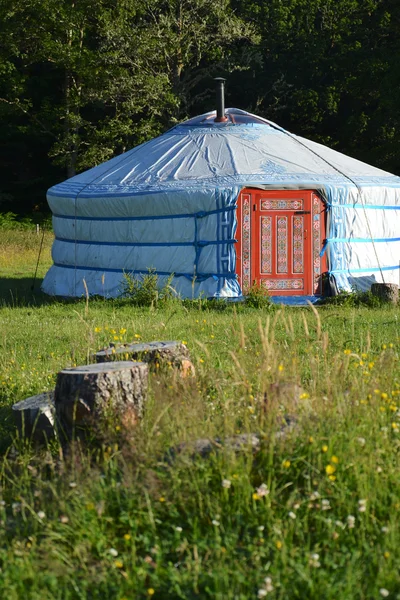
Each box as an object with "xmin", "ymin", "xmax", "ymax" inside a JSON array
[{"xmin": 0, "ymin": 230, "xmax": 400, "ymax": 599}]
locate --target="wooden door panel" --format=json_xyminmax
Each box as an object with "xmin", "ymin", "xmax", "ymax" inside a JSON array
[{"xmin": 236, "ymin": 189, "xmax": 326, "ymax": 296}]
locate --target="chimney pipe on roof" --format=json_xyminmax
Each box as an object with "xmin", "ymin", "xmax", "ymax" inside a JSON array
[{"xmin": 214, "ymin": 77, "xmax": 228, "ymax": 122}]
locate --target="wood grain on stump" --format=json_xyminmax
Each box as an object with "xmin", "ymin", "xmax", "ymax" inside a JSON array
[
  {"xmin": 54, "ymin": 361, "xmax": 148, "ymax": 429},
  {"xmin": 12, "ymin": 391, "xmax": 55, "ymax": 442},
  {"xmin": 371, "ymin": 283, "xmax": 399, "ymax": 304},
  {"xmin": 95, "ymin": 341, "xmax": 192, "ymax": 373}
]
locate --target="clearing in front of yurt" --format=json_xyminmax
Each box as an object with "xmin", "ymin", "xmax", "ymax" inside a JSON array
[{"xmin": 1, "ymin": 229, "xmax": 400, "ymax": 599}]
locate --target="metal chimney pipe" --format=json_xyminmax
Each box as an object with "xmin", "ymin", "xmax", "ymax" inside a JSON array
[{"xmin": 214, "ymin": 77, "xmax": 228, "ymax": 122}]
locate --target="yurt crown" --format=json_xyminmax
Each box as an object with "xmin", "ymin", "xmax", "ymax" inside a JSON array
[{"xmin": 214, "ymin": 77, "xmax": 228, "ymax": 123}]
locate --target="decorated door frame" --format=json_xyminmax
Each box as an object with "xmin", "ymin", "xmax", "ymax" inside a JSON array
[{"xmin": 235, "ymin": 189, "xmax": 327, "ymax": 296}]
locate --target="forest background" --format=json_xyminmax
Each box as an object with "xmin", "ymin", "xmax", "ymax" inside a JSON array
[{"xmin": 1, "ymin": 0, "xmax": 399, "ymax": 217}]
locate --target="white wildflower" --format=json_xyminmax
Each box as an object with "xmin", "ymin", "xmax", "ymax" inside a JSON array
[
  {"xmin": 379, "ymin": 589, "xmax": 389, "ymax": 598},
  {"xmin": 376, "ymin": 466, "xmax": 383, "ymax": 473},
  {"xmin": 37, "ymin": 511, "xmax": 46, "ymax": 520},
  {"xmin": 335, "ymin": 520, "xmax": 345, "ymax": 529},
  {"xmin": 288, "ymin": 511, "xmax": 296, "ymax": 520},
  {"xmin": 264, "ymin": 577, "xmax": 274, "ymax": 592},
  {"xmin": 357, "ymin": 437, "xmax": 366, "ymax": 446},
  {"xmin": 381, "ymin": 526, "xmax": 389, "ymax": 533},
  {"xmin": 321, "ymin": 499, "xmax": 331, "ymax": 511},
  {"xmin": 69, "ymin": 482, "xmax": 77, "ymax": 488},
  {"xmin": 222, "ymin": 479, "xmax": 231, "ymax": 489},
  {"xmin": 212, "ymin": 519, "xmax": 220, "ymax": 526},
  {"xmin": 309, "ymin": 553, "xmax": 321, "ymax": 568},
  {"xmin": 310, "ymin": 491, "xmax": 320, "ymax": 501},
  {"xmin": 257, "ymin": 483, "xmax": 269, "ymax": 498},
  {"xmin": 175, "ymin": 526, "xmax": 183, "ymax": 532},
  {"xmin": 258, "ymin": 525, "xmax": 265, "ymax": 532},
  {"xmin": 108, "ymin": 548, "xmax": 118, "ymax": 557},
  {"xmin": 358, "ymin": 499, "xmax": 367, "ymax": 513},
  {"xmin": 347, "ymin": 515, "xmax": 356, "ymax": 529},
  {"xmin": 257, "ymin": 590, "xmax": 267, "ymax": 598}
]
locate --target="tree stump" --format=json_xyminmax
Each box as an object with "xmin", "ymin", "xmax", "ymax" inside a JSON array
[
  {"xmin": 371, "ymin": 283, "xmax": 399, "ymax": 304},
  {"xmin": 12, "ymin": 391, "xmax": 55, "ymax": 442},
  {"xmin": 54, "ymin": 361, "xmax": 148, "ymax": 431},
  {"xmin": 94, "ymin": 341, "xmax": 194, "ymax": 375}
]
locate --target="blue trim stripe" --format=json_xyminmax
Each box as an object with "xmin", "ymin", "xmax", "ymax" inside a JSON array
[
  {"xmin": 327, "ymin": 237, "xmax": 400, "ymax": 243},
  {"xmin": 53, "ymin": 206, "xmax": 236, "ymax": 222},
  {"xmin": 53, "ymin": 262, "xmax": 236, "ymax": 280},
  {"xmin": 55, "ymin": 237, "xmax": 237, "ymax": 248},
  {"xmin": 330, "ymin": 264, "xmax": 400, "ymax": 274},
  {"xmin": 329, "ymin": 203, "xmax": 400, "ymax": 210}
]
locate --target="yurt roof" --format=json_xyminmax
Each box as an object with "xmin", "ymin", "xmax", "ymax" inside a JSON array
[{"xmin": 48, "ymin": 108, "xmax": 400, "ymax": 200}]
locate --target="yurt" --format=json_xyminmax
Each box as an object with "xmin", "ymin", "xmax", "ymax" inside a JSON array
[{"xmin": 42, "ymin": 83, "xmax": 400, "ymax": 302}]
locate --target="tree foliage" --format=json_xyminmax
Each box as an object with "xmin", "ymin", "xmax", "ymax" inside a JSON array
[{"xmin": 0, "ymin": 0, "xmax": 400, "ymax": 214}]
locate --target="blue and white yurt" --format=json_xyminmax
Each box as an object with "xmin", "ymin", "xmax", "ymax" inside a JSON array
[{"xmin": 42, "ymin": 102, "xmax": 400, "ymax": 302}]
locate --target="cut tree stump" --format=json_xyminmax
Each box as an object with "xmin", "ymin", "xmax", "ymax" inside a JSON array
[
  {"xmin": 371, "ymin": 283, "xmax": 399, "ymax": 304},
  {"xmin": 12, "ymin": 391, "xmax": 55, "ymax": 442},
  {"xmin": 54, "ymin": 361, "xmax": 148, "ymax": 430},
  {"xmin": 94, "ymin": 341, "xmax": 194, "ymax": 376}
]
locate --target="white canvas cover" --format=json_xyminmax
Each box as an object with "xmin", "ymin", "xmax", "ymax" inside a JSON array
[{"xmin": 42, "ymin": 108, "xmax": 400, "ymax": 298}]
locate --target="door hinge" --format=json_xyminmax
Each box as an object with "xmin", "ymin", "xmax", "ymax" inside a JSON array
[{"xmin": 294, "ymin": 210, "xmax": 311, "ymax": 215}]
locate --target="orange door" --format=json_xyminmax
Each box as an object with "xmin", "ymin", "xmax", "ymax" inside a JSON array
[{"xmin": 236, "ymin": 189, "xmax": 325, "ymax": 296}]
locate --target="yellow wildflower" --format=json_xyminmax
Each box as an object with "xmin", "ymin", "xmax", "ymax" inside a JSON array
[
  {"xmin": 114, "ymin": 560, "xmax": 124, "ymax": 569},
  {"xmin": 275, "ymin": 540, "xmax": 283, "ymax": 549},
  {"xmin": 147, "ymin": 590, "xmax": 155, "ymax": 596},
  {"xmin": 331, "ymin": 455, "xmax": 339, "ymax": 464},
  {"xmin": 283, "ymin": 460, "xmax": 291, "ymax": 469},
  {"xmin": 328, "ymin": 475, "xmax": 337, "ymax": 482},
  {"xmin": 325, "ymin": 464, "xmax": 336, "ymax": 475},
  {"xmin": 124, "ymin": 534, "xmax": 131, "ymax": 541},
  {"xmin": 322, "ymin": 445, "xmax": 328, "ymax": 452},
  {"xmin": 344, "ymin": 349, "xmax": 351, "ymax": 355}
]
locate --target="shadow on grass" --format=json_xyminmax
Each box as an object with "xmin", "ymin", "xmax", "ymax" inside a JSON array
[{"xmin": 0, "ymin": 277, "xmax": 54, "ymax": 307}]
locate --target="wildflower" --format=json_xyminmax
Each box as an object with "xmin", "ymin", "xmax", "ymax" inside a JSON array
[
  {"xmin": 147, "ymin": 589, "xmax": 155, "ymax": 596},
  {"xmin": 124, "ymin": 534, "xmax": 131, "ymax": 541},
  {"xmin": 309, "ymin": 552, "xmax": 321, "ymax": 567},
  {"xmin": 321, "ymin": 499, "xmax": 331, "ymax": 511},
  {"xmin": 257, "ymin": 590, "xmax": 267, "ymax": 598},
  {"xmin": 322, "ymin": 445, "xmax": 328, "ymax": 452},
  {"xmin": 331, "ymin": 455, "xmax": 339, "ymax": 464},
  {"xmin": 222, "ymin": 479, "xmax": 231, "ymax": 489},
  {"xmin": 381, "ymin": 392, "xmax": 389, "ymax": 400},
  {"xmin": 109, "ymin": 548, "xmax": 118, "ymax": 557},
  {"xmin": 175, "ymin": 526, "xmax": 183, "ymax": 533},
  {"xmin": 114, "ymin": 560, "xmax": 123, "ymax": 569},
  {"xmin": 358, "ymin": 499, "xmax": 367, "ymax": 512},
  {"xmin": 94, "ymin": 327, "xmax": 101, "ymax": 333},
  {"xmin": 37, "ymin": 511, "xmax": 46, "ymax": 520},
  {"xmin": 325, "ymin": 464, "xmax": 336, "ymax": 476},
  {"xmin": 357, "ymin": 437, "xmax": 366, "ymax": 446},
  {"xmin": 158, "ymin": 497, "xmax": 165, "ymax": 503},
  {"xmin": 300, "ymin": 392, "xmax": 310, "ymax": 400},
  {"xmin": 264, "ymin": 577, "xmax": 274, "ymax": 592},
  {"xmin": 253, "ymin": 493, "xmax": 260, "ymax": 500},
  {"xmin": 212, "ymin": 519, "xmax": 220, "ymax": 526},
  {"xmin": 381, "ymin": 526, "xmax": 389, "ymax": 533},
  {"xmin": 347, "ymin": 515, "xmax": 356, "ymax": 529},
  {"xmin": 181, "ymin": 340, "xmax": 187, "ymax": 345},
  {"xmin": 310, "ymin": 491, "xmax": 320, "ymax": 501},
  {"xmin": 69, "ymin": 482, "xmax": 77, "ymax": 488},
  {"xmin": 379, "ymin": 589, "xmax": 389, "ymax": 598},
  {"xmin": 335, "ymin": 520, "xmax": 344, "ymax": 528},
  {"xmin": 60, "ymin": 515, "xmax": 69, "ymax": 524},
  {"xmin": 288, "ymin": 511, "xmax": 296, "ymax": 520},
  {"xmin": 282, "ymin": 460, "xmax": 291, "ymax": 469},
  {"xmin": 119, "ymin": 328, "xmax": 126, "ymax": 335},
  {"xmin": 258, "ymin": 526, "xmax": 265, "ymax": 532},
  {"xmin": 256, "ymin": 483, "xmax": 269, "ymax": 497},
  {"xmin": 308, "ymin": 436, "xmax": 314, "ymax": 443},
  {"xmin": 384, "ymin": 551, "xmax": 390, "ymax": 559},
  {"xmin": 377, "ymin": 466, "xmax": 383, "ymax": 473},
  {"xmin": 344, "ymin": 349, "xmax": 351, "ymax": 355},
  {"xmin": 275, "ymin": 540, "xmax": 283, "ymax": 549},
  {"xmin": 278, "ymin": 364, "xmax": 284, "ymax": 372},
  {"xmin": 328, "ymin": 475, "xmax": 336, "ymax": 482}
]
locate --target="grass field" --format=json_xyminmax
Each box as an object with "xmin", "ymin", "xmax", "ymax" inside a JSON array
[{"xmin": 1, "ymin": 229, "xmax": 400, "ymax": 599}]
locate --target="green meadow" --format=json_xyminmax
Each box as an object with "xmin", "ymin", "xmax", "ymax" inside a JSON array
[{"xmin": 1, "ymin": 229, "xmax": 400, "ymax": 599}]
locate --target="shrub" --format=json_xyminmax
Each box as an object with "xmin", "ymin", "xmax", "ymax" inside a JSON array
[
  {"xmin": 245, "ymin": 282, "xmax": 272, "ymax": 309},
  {"xmin": 0, "ymin": 212, "xmax": 34, "ymax": 230},
  {"xmin": 121, "ymin": 268, "xmax": 177, "ymax": 307}
]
